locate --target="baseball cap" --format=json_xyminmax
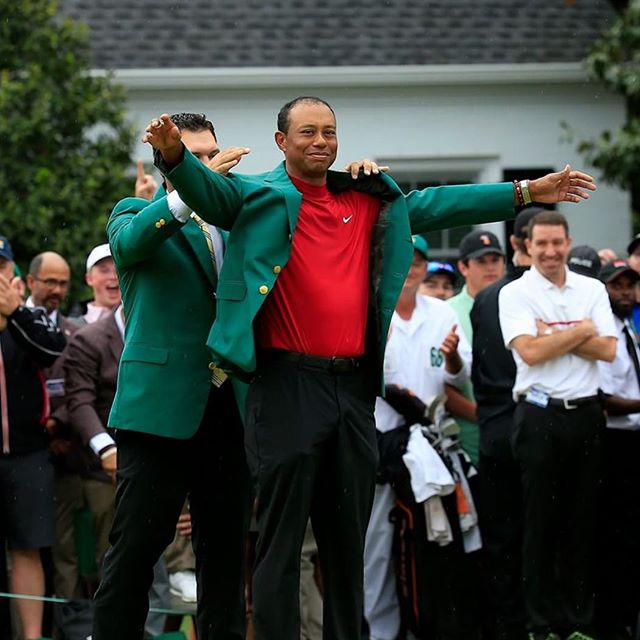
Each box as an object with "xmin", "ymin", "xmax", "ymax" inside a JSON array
[
  {"xmin": 0, "ymin": 236, "xmax": 14, "ymax": 262},
  {"xmin": 426, "ymin": 261, "xmax": 456, "ymax": 282},
  {"xmin": 86, "ymin": 244, "xmax": 112, "ymax": 272},
  {"xmin": 458, "ymin": 230, "xmax": 504, "ymax": 260},
  {"xmin": 599, "ymin": 259, "xmax": 640, "ymax": 284},
  {"xmin": 567, "ymin": 245, "xmax": 600, "ymax": 279},
  {"xmin": 411, "ymin": 235, "xmax": 429, "ymax": 260},
  {"xmin": 628, "ymin": 234, "xmax": 640, "ymax": 256},
  {"xmin": 513, "ymin": 206, "xmax": 545, "ymax": 240}
]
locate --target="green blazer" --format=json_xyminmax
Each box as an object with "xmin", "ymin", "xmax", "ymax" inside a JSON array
[
  {"xmin": 106, "ymin": 190, "xmax": 240, "ymax": 438},
  {"xmin": 162, "ymin": 150, "xmax": 515, "ymax": 391}
]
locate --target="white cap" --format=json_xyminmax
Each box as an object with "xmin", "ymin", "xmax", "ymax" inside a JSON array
[{"xmin": 86, "ymin": 244, "xmax": 112, "ymax": 272}]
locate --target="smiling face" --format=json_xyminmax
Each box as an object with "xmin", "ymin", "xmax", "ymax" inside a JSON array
[
  {"xmin": 86, "ymin": 257, "xmax": 120, "ymax": 310},
  {"xmin": 526, "ymin": 223, "xmax": 572, "ymax": 284},
  {"xmin": 275, "ymin": 101, "xmax": 337, "ymax": 184}
]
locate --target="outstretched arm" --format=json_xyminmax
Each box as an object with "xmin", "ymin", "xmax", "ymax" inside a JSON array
[{"xmin": 405, "ymin": 165, "xmax": 596, "ymax": 234}]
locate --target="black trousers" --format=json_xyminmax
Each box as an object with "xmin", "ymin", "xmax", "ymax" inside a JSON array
[
  {"xmin": 478, "ymin": 414, "xmax": 525, "ymax": 640},
  {"xmin": 244, "ymin": 357, "xmax": 378, "ymax": 640},
  {"xmin": 596, "ymin": 428, "xmax": 640, "ymax": 636},
  {"xmin": 92, "ymin": 383, "xmax": 251, "ymax": 640},
  {"xmin": 513, "ymin": 400, "xmax": 603, "ymax": 636}
]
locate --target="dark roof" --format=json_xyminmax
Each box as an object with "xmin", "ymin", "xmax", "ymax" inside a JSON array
[{"xmin": 58, "ymin": 0, "xmax": 616, "ymax": 70}]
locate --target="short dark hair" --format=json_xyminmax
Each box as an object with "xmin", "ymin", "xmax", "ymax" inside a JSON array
[
  {"xmin": 169, "ymin": 113, "xmax": 216, "ymax": 140},
  {"xmin": 528, "ymin": 210, "xmax": 569, "ymax": 238},
  {"xmin": 277, "ymin": 96, "xmax": 335, "ymax": 133}
]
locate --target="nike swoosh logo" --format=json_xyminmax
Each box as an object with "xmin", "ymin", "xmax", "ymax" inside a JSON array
[{"xmin": 342, "ymin": 215, "xmax": 353, "ymax": 224}]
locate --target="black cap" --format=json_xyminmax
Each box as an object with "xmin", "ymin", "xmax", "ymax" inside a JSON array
[
  {"xmin": 628, "ymin": 234, "xmax": 640, "ymax": 256},
  {"xmin": 0, "ymin": 236, "xmax": 14, "ymax": 262},
  {"xmin": 599, "ymin": 259, "xmax": 640, "ymax": 284},
  {"xmin": 568, "ymin": 245, "xmax": 600, "ymax": 279},
  {"xmin": 458, "ymin": 230, "xmax": 504, "ymax": 260},
  {"xmin": 513, "ymin": 206, "xmax": 545, "ymax": 240}
]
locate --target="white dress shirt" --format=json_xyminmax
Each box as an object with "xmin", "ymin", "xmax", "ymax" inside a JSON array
[
  {"xmin": 167, "ymin": 190, "xmax": 224, "ymax": 272},
  {"xmin": 376, "ymin": 294, "xmax": 471, "ymax": 433},
  {"xmin": 598, "ymin": 315, "xmax": 640, "ymax": 431},
  {"xmin": 499, "ymin": 265, "xmax": 617, "ymax": 400}
]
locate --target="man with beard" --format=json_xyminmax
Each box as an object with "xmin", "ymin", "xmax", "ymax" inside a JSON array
[{"xmin": 595, "ymin": 260, "xmax": 640, "ymax": 640}]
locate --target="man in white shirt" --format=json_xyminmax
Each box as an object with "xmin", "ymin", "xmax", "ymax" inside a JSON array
[
  {"xmin": 594, "ymin": 259, "xmax": 640, "ymax": 640},
  {"xmin": 498, "ymin": 210, "xmax": 616, "ymax": 640},
  {"xmin": 364, "ymin": 235, "xmax": 471, "ymax": 640}
]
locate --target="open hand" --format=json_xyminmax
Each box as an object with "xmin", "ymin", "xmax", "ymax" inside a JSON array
[
  {"xmin": 208, "ymin": 146, "xmax": 251, "ymax": 176},
  {"xmin": 142, "ymin": 113, "xmax": 183, "ymax": 164},
  {"xmin": 529, "ymin": 165, "xmax": 596, "ymax": 204}
]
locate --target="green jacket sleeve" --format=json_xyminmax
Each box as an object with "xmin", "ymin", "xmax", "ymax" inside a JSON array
[
  {"xmin": 163, "ymin": 148, "xmax": 243, "ymax": 231},
  {"xmin": 405, "ymin": 182, "xmax": 515, "ymax": 234},
  {"xmin": 107, "ymin": 196, "xmax": 185, "ymax": 269}
]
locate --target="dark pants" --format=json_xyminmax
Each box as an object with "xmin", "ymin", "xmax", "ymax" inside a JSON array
[
  {"xmin": 244, "ymin": 356, "xmax": 378, "ymax": 640},
  {"xmin": 596, "ymin": 428, "xmax": 640, "ymax": 637},
  {"xmin": 92, "ymin": 383, "xmax": 251, "ymax": 640},
  {"xmin": 478, "ymin": 414, "xmax": 525, "ymax": 640},
  {"xmin": 513, "ymin": 400, "xmax": 603, "ymax": 636}
]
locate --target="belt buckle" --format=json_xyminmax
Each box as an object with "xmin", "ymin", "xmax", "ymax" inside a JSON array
[
  {"xmin": 330, "ymin": 356, "xmax": 352, "ymax": 373},
  {"xmin": 562, "ymin": 398, "xmax": 578, "ymax": 410}
]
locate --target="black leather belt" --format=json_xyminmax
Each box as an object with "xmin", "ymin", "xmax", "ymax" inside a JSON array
[
  {"xmin": 259, "ymin": 349, "xmax": 364, "ymax": 373},
  {"xmin": 518, "ymin": 394, "xmax": 601, "ymax": 410}
]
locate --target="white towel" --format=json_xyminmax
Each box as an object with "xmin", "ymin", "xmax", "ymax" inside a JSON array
[
  {"xmin": 402, "ymin": 425, "xmax": 455, "ymax": 503},
  {"xmin": 424, "ymin": 496, "xmax": 453, "ymax": 546}
]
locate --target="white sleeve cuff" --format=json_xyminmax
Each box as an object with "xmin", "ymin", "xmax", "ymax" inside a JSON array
[
  {"xmin": 443, "ymin": 362, "xmax": 469, "ymax": 389},
  {"xmin": 89, "ymin": 432, "xmax": 116, "ymax": 456},
  {"xmin": 167, "ymin": 190, "xmax": 193, "ymax": 223}
]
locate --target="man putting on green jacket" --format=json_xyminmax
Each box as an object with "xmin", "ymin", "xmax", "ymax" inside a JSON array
[{"xmin": 146, "ymin": 96, "xmax": 596, "ymax": 640}]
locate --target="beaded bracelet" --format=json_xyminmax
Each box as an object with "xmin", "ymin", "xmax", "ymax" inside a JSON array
[{"xmin": 513, "ymin": 180, "xmax": 525, "ymax": 207}]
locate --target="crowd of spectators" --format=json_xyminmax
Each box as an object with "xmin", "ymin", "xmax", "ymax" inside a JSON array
[{"xmin": 0, "ymin": 178, "xmax": 638, "ymax": 640}]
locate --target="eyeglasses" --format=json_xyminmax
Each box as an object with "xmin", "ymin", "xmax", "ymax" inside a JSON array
[
  {"xmin": 32, "ymin": 276, "xmax": 69, "ymax": 289},
  {"xmin": 427, "ymin": 262, "xmax": 455, "ymax": 275}
]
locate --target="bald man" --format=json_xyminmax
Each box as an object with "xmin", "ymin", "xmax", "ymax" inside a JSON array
[{"xmin": 25, "ymin": 252, "xmax": 87, "ymax": 601}]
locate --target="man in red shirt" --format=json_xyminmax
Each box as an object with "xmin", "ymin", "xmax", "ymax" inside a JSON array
[{"xmin": 146, "ymin": 96, "xmax": 596, "ymax": 640}]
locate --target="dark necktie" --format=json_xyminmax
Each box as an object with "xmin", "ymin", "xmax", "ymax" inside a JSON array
[{"xmin": 623, "ymin": 323, "xmax": 640, "ymax": 387}]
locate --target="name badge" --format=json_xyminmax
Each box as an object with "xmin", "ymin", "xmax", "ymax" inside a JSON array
[
  {"xmin": 524, "ymin": 386, "xmax": 549, "ymax": 408},
  {"xmin": 46, "ymin": 378, "xmax": 65, "ymax": 398}
]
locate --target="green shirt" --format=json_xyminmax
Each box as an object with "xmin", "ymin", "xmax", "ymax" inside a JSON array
[{"xmin": 448, "ymin": 285, "xmax": 479, "ymax": 464}]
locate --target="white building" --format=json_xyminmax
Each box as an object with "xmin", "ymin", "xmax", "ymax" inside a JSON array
[{"xmin": 61, "ymin": 0, "xmax": 628, "ymax": 257}]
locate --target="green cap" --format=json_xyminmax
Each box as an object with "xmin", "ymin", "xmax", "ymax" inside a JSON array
[{"xmin": 411, "ymin": 235, "xmax": 429, "ymax": 260}]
